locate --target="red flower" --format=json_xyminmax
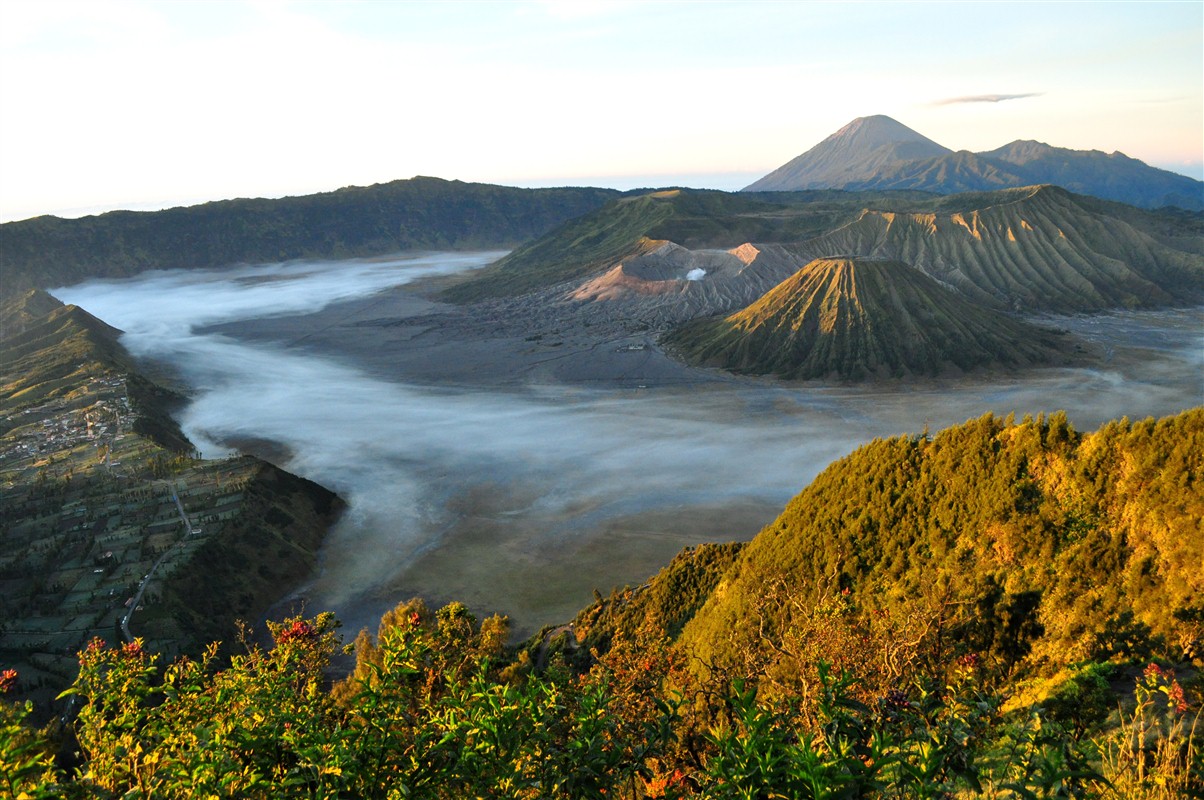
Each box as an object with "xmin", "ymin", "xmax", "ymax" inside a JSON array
[
  {"xmin": 643, "ymin": 768, "xmax": 686, "ymax": 798},
  {"xmin": 1167, "ymin": 680, "xmax": 1189, "ymax": 714},
  {"xmin": 80, "ymin": 637, "xmax": 108, "ymax": 664},
  {"xmin": 0, "ymin": 669, "xmax": 17, "ymax": 694},
  {"xmin": 277, "ymin": 620, "xmax": 318, "ymax": 645},
  {"xmin": 1143, "ymin": 662, "xmax": 1168, "ymax": 682}
]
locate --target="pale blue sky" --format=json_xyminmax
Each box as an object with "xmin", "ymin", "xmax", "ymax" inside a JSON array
[{"xmin": 1, "ymin": 0, "xmax": 1200, "ymax": 221}]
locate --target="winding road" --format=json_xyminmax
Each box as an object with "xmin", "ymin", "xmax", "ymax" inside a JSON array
[{"xmin": 121, "ymin": 482, "xmax": 193, "ymax": 642}]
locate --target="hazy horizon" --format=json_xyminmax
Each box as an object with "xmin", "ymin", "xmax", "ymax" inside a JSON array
[
  {"xmin": 3, "ymin": 1, "xmax": 1200, "ymax": 223},
  {"xmin": 7, "ymin": 158, "xmax": 1204, "ymax": 225}
]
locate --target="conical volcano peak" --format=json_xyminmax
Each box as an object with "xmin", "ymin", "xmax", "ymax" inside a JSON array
[
  {"xmin": 828, "ymin": 115, "xmax": 945, "ymax": 149},
  {"xmin": 744, "ymin": 115, "xmax": 951, "ymax": 192},
  {"xmin": 665, "ymin": 254, "xmax": 1068, "ymax": 380}
]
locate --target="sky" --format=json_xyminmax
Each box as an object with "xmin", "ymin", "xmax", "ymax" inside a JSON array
[{"xmin": 1, "ymin": 0, "xmax": 1200, "ymax": 222}]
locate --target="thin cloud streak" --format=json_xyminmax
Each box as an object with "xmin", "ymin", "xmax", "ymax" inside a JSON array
[{"xmin": 932, "ymin": 92, "xmax": 1044, "ymax": 105}]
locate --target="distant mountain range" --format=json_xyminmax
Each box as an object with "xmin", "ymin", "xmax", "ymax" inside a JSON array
[
  {"xmin": 457, "ymin": 185, "xmax": 1204, "ymax": 315},
  {"xmin": 4, "ymin": 164, "xmax": 1201, "ymax": 383},
  {"xmin": 744, "ymin": 115, "xmax": 1204, "ymax": 211},
  {"xmin": 456, "ymin": 184, "xmax": 1202, "ymax": 379}
]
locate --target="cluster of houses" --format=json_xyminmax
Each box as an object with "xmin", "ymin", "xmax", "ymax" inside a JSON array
[{"xmin": 0, "ymin": 375, "xmax": 135, "ymax": 471}]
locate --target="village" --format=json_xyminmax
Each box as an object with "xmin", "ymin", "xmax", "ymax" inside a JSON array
[{"xmin": 0, "ymin": 373, "xmax": 134, "ymax": 470}]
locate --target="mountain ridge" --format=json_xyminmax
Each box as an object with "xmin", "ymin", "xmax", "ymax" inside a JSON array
[
  {"xmin": 0, "ymin": 177, "xmax": 620, "ymax": 299},
  {"xmin": 788, "ymin": 184, "xmax": 1204, "ymax": 312},
  {"xmin": 457, "ymin": 185, "xmax": 1204, "ymax": 319}
]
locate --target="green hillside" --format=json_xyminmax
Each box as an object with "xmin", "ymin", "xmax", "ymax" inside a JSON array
[
  {"xmin": 680, "ymin": 410, "xmax": 1203, "ymax": 685},
  {"xmin": 0, "ymin": 178, "xmax": 619, "ymax": 298},
  {"xmin": 442, "ymin": 190, "xmax": 679, "ymax": 301},
  {"xmin": 664, "ymin": 257, "xmax": 1069, "ymax": 380}
]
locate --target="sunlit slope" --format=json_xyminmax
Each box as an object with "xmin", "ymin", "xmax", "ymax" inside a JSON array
[
  {"xmin": 679, "ymin": 409, "xmax": 1204, "ymax": 677},
  {"xmin": 0, "ymin": 291, "xmax": 135, "ymax": 418},
  {"xmin": 0, "ymin": 290, "xmax": 189, "ymax": 452},
  {"xmin": 665, "ymin": 257, "xmax": 1066, "ymax": 380},
  {"xmin": 0, "ymin": 288, "xmax": 68, "ymax": 339},
  {"xmin": 791, "ymin": 185, "xmax": 1204, "ymax": 312}
]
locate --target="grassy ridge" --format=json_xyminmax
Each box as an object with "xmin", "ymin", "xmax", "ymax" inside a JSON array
[
  {"xmin": 796, "ymin": 185, "xmax": 1204, "ymax": 312},
  {"xmin": 679, "ymin": 409, "xmax": 1204, "ymax": 679},
  {"xmin": 441, "ymin": 189, "xmax": 921, "ymax": 301},
  {"xmin": 442, "ymin": 191, "xmax": 678, "ymax": 301}
]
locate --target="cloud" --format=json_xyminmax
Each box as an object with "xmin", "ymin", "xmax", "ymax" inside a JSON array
[{"xmin": 932, "ymin": 92, "xmax": 1044, "ymax": 106}]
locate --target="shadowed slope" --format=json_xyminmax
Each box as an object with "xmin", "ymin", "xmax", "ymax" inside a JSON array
[
  {"xmin": 982, "ymin": 140, "xmax": 1204, "ymax": 210},
  {"xmin": 665, "ymin": 257, "xmax": 1067, "ymax": 380}
]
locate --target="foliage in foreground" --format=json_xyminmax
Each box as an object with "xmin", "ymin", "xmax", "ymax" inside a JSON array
[{"xmin": 2, "ymin": 602, "xmax": 1200, "ymax": 799}]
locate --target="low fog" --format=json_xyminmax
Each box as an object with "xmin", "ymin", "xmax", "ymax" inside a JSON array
[{"xmin": 54, "ymin": 254, "xmax": 1204, "ymax": 638}]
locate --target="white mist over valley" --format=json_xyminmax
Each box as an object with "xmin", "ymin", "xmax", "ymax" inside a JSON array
[{"xmin": 54, "ymin": 253, "xmax": 1204, "ymax": 639}]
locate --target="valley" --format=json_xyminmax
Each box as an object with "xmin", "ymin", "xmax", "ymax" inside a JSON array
[
  {"xmin": 5, "ymin": 172, "xmax": 1201, "ymax": 679},
  {"xmin": 3, "ymin": 169, "xmax": 1202, "ymax": 734},
  {"xmin": 4, "ymin": 1, "xmax": 1201, "ymax": 791},
  {"xmin": 50, "ymin": 252, "xmax": 1203, "ymax": 648}
]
